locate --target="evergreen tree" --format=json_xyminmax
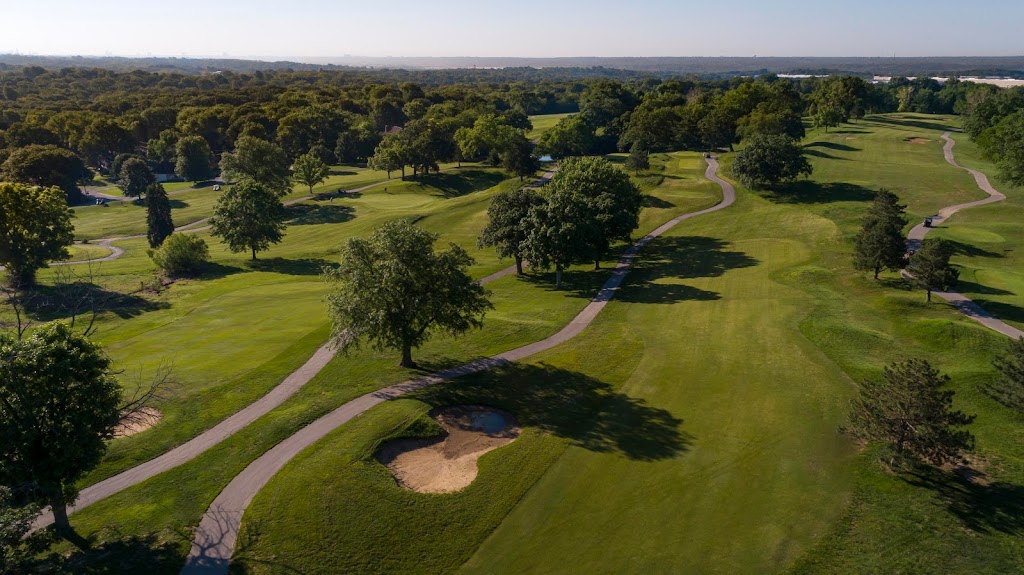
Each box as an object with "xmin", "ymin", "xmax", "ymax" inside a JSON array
[
  {"xmin": 210, "ymin": 180, "xmax": 287, "ymax": 260},
  {"xmin": 145, "ymin": 183, "xmax": 175, "ymax": 248},
  {"xmin": 982, "ymin": 337, "xmax": 1024, "ymax": 413},
  {"xmin": 845, "ymin": 358, "xmax": 975, "ymax": 469},
  {"xmin": 624, "ymin": 143, "xmax": 650, "ymax": 175},
  {"xmin": 908, "ymin": 238, "xmax": 959, "ymax": 302},
  {"xmin": 853, "ymin": 189, "xmax": 909, "ymax": 279}
]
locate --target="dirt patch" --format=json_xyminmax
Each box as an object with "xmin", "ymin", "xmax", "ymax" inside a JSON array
[
  {"xmin": 376, "ymin": 406, "xmax": 520, "ymax": 494},
  {"xmin": 905, "ymin": 137, "xmax": 930, "ymax": 144},
  {"xmin": 845, "ymin": 136, "xmax": 858, "ymax": 140},
  {"xmin": 114, "ymin": 407, "xmax": 162, "ymax": 437}
]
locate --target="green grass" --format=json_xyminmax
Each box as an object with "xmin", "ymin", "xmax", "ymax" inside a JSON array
[
  {"xmin": 527, "ymin": 113, "xmax": 573, "ymax": 140},
  {"xmin": 227, "ymin": 115, "xmax": 1024, "ymax": 575}
]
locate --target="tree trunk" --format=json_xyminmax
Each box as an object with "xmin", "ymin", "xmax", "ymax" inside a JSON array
[
  {"xmin": 874, "ymin": 266, "xmax": 880, "ymax": 280},
  {"xmin": 400, "ymin": 343, "xmax": 416, "ymax": 368},
  {"xmin": 555, "ymin": 265, "xmax": 563, "ymax": 290},
  {"xmin": 927, "ymin": 289, "xmax": 932, "ymax": 302},
  {"xmin": 401, "ymin": 166, "xmax": 406, "ymax": 180},
  {"xmin": 251, "ymin": 248, "xmax": 257, "ymax": 261},
  {"xmin": 594, "ymin": 259, "xmax": 600, "ymax": 270},
  {"xmin": 50, "ymin": 495, "xmax": 70, "ymax": 532},
  {"xmin": 515, "ymin": 255, "xmax": 524, "ymax": 275}
]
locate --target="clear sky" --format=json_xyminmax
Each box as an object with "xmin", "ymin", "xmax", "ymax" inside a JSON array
[{"xmin": 3, "ymin": 0, "xmax": 1022, "ymax": 59}]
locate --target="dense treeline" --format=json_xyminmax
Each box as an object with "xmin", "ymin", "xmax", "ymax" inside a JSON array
[
  {"xmin": 0, "ymin": 64, "xmax": 1006, "ymax": 205},
  {"xmin": 961, "ymin": 84, "xmax": 1024, "ymax": 186}
]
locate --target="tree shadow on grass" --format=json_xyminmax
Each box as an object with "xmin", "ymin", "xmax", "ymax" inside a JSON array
[
  {"xmin": 286, "ymin": 204, "xmax": 356, "ymax": 225},
  {"xmin": 642, "ymin": 194, "xmax": 675, "ymax": 208},
  {"xmin": 955, "ymin": 280, "xmax": 1014, "ymax": 297},
  {"xmin": 803, "ymin": 148, "xmax": 849, "ymax": 161},
  {"xmin": 248, "ymin": 257, "xmax": 334, "ymax": 277},
  {"xmin": 970, "ymin": 299, "xmax": 1024, "ymax": 326},
  {"xmin": 944, "ymin": 239, "xmax": 1007, "ymax": 259},
  {"xmin": 59, "ymin": 528, "xmax": 184, "ymax": 574},
  {"xmin": 832, "ymin": 129, "xmax": 870, "ymax": 135},
  {"xmin": 416, "ymin": 170, "xmax": 505, "ymax": 198},
  {"xmin": 168, "ymin": 199, "xmax": 188, "ymax": 209},
  {"xmin": 412, "ymin": 362, "xmax": 693, "ymax": 461},
  {"xmin": 904, "ymin": 467, "xmax": 1024, "ymax": 535},
  {"xmin": 22, "ymin": 282, "xmax": 169, "ymax": 322},
  {"xmin": 867, "ymin": 116, "xmax": 959, "ymax": 133},
  {"xmin": 329, "ymin": 169, "xmax": 358, "ymax": 176},
  {"xmin": 805, "ymin": 141, "xmax": 862, "ymax": 152},
  {"xmin": 519, "ymin": 236, "xmax": 757, "ymax": 305},
  {"xmin": 764, "ymin": 181, "xmax": 876, "ymax": 204}
]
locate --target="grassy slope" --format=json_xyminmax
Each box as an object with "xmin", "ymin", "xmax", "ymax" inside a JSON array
[
  {"xmin": 526, "ymin": 113, "xmax": 573, "ymax": 140},
  {"xmin": 230, "ymin": 116, "xmax": 1024, "ymax": 575},
  {"xmin": 52, "ymin": 153, "xmax": 721, "ymax": 573}
]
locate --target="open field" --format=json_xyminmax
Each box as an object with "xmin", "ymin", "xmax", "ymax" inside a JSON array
[
  {"xmin": 527, "ymin": 113, "xmax": 573, "ymax": 140},
  {"xmin": 223, "ymin": 115, "xmax": 1024, "ymax": 575}
]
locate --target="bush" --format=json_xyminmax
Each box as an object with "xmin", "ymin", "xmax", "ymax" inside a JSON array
[{"xmin": 148, "ymin": 233, "xmax": 209, "ymax": 276}]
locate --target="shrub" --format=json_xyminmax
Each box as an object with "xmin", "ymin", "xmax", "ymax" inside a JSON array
[{"xmin": 148, "ymin": 233, "xmax": 209, "ymax": 276}]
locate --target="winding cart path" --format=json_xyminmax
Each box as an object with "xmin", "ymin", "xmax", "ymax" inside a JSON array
[
  {"xmin": 906, "ymin": 132, "xmax": 1023, "ymax": 339},
  {"xmin": 178, "ymin": 158, "xmax": 736, "ymax": 574}
]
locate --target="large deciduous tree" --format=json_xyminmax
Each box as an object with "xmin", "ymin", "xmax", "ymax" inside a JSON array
[
  {"xmin": 210, "ymin": 180, "xmax": 287, "ymax": 260},
  {"xmin": 853, "ymin": 189, "xmax": 909, "ymax": 279},
  {"xmin": 219, "ymin": 135, "xmax": 292, "ymax": 195},
  {"xmin": 908, "ymin": 238, "xmax": 959, "ymax": 302},
  {"xmin": 844, "ymin": 358, "xmax": 975, "ymax": 469},
  {"xmin": 174, "ymin": 135, "xmax": 213, "ymax": 183},
  {"xmin": 732, "ymin": 134, "xmax": 812, "ymax": 190},
  {"xmin": 478, "ymin": 188, "xmax": 544, "ymax": 275},
  {"xmin": 0, "ymin": 183, "xmax": 75, "ymax": 287},
  {"xmin": 117, "ymin": 157, "xmax": 156, "ymax": 199},
  {"xmin": 292, "ymin": 152, "xmax": 331, "ymax": 195},
  {"xmin": 0, "ymin": 144, "xmax": 89, "ymax": 204},
  {"xmin": 536, "ymin": 115, "xmax": 596, "ymax": 159},
  {"xmin": 0, "ymin": 322, "xmax": 122, "ymax": 531},
  {"xmin": 145, "ymin": 183, "xmax": 175, "ymax": 248},
  {"xmin": 325, "ymin": 219, "xmax": 492, "ymax": 368}
]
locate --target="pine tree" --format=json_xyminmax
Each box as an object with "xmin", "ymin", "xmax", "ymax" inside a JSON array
[
  {"xmin": 853, "ymin": 189, "xmax": 908, "ymax": 279},
  {"xmin": 624, "ymin": 143, "xmax": 650, "ymax": 175},
  {"xmin": 982, "ymin": 337, "xmax": 1024, "ymax": 413},
  {"xmin": 145, "ymin": 183, "xmax": 175, "ymax": 248},
  {"xmin": 845, "ymin": 358, "xmax": 975, "ymax": 469},
  {"xmin": 908, "ymin": 238, "xmax": 960, "ymax": 302}
]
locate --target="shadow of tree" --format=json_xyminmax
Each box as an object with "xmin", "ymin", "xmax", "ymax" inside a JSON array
[
  {"xmin": 867, "ymin": 116, "xmax": 958, "ymax": 132},
  {"xmin": 22, "ymin": 282, "xmax": 169, "ymax": 322},
  {"xmin": 329, "ymin": 169, "xmax": 358, "ymax": 176},
  {"xmin": 956, "ymin": 280, "xmax": 1014, "ymax": 297},
  {"xmin": 904, "ymin": 467, "xmax": 1024, "ymax": 535},
  {"xmin": 416, "ymin": 170, "xmax": 505, "ymax": 198},
  {"xmin": 59, "ymin": 529, "xmax": 184, "ymax": 574},
  {"xmin": 287, "ymin": 204, "xmax": 356, "ymax": 225},
  {"xmin": 944, "ymin": 239, "xmax": 1006, "ymax": 259},
  {"xmin": 765, "ymin": 181, "xmax": 877, "ymax": 204},
  {"xmin": 518, "ymin": 236, "xmax": 757, "ymax": 304},
  {"xmin": 411, "ymin": 362, "xmax": 693, "ymax": 461},
  {"xmin": 168, "ymin": 199, "xmax": 188, "ymax": 209},
  {"xmin": 805, "ymin": 141, "xmax": 861, "ymax": 152},
  {"xmin": 833, "ymin": 129, "xmax": 870, "ymax": 134},
  {"xmin": 971, "ymin": 299, "xmax": 1024, "ymax": 325},
  {"xmin": 248, "ymin": 257, "xmax": 334, "ymax": 276},
  {"xmin": 804, "ymin": 149, "xmax": 849, "ymax": 161},
  {"xmin": 642, "ymin": 194, "xmax": 675, "ymax": 208}
]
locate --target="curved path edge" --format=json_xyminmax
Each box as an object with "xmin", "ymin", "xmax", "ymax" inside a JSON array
[
  {"xmin": 907, "ymin": 132, "xmax": 1023, "ymax": 339},
  {"xmin": 31, "ymin": 168, "xmax": 556, "ymax": 531},
  {"xmin": 179, "ymin": 158, "xmax": 736, "ymax": 574}
]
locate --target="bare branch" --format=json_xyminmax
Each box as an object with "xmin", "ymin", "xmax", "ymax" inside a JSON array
[{"xmin": 118, "ymin": 362, "xmax": 175, "ymax": 428}]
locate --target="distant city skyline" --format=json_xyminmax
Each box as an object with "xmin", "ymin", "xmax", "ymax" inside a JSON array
[{"xmin": 4, "ymin": 0, "xmax": 1023, "ymax": 59}]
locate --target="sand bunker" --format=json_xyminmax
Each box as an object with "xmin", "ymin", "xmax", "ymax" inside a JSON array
[
  {"xmin": 376, "ymin": 406, "xmax": 520, "ymax": 494},
  {"xmin": 114, "ymin": 407, "xmax": 162, "ymax": 437},
  {"xmin": 905, "ymin": 137, "xmax": 930, "ymax": 144}
]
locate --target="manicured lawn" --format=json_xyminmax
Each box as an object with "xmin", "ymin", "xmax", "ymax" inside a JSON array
[
  {"xmin": 227, "ymin": 116, "xmax": 1024, "ymax": 575},
  {"xmin": 527, "ymin": 113, "xmax": 573, "ymax": 140}
]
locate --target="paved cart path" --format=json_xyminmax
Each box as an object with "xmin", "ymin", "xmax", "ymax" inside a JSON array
[
  {"xmin": 178, "ymin": 158, "xmax": 736, "ymax": 574},
  {"xmin": 906, "ymin": 132, "xmax": 1023, "ymax": 339}
]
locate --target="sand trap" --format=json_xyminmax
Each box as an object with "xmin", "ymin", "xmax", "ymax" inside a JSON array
[
  {"xmin": 114, "ymin": 407, "xmax": 162, "ymax": 437},
  {"xmin": 905, "ymin": 137, "xmax": 930, "ymax": 144},
  {"xmin": 845, "ymin": 136, "xmax": 858, "ymax": 140},
  {"xmin": 376, "ymin": 406, "xmax": 520, "ymax": 494}
]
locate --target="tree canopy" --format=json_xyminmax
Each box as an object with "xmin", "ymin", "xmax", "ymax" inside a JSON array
[
  {"xmin": 210, "ymin": 180, "xmax": 287, "ymax": 260},
  {"xmin": 0, "ymin": 322, "xmax": 122, "ymax": 530},
  {"xmin": 116, "ymin": 157, "xmax": 155, "ymax": 198},
  {"xmin": 325, "ymin": 219, "xmax": 492, "ymax": 368},
  {"xmin": 732, "ymin": 134, "xmax": 812, "ymax": 189},
  {"xmin": 0, "ymin": 183, "xmax": 75, "ymax": 286},
  {"xmin": 478, "ymin": 188, "xmax": 545, "ymax": 275},
  {"xmin": 146, "ymin": 183, "xmax": 174, "ymax": 248},
  {"xmin": 174, "ymin": 135, "xmax": 213, "ymax": 182},
  {"xmin": 219, "ymin": 135, "xmax": 292, "ymax": 195},
  {"xmin": 981, "ymin": 337, "xmax": 1024, "ymax": 413},
  {"xmin": 291, "ymin": 152, "xmax": 331, "ymax": 195},
  {"xmin": 0, "ymin": 144, "xmax": 88, "ymax": 203},
  {"xmin": 908, "ymin": 238, "xmax": 959, "ymax": 302},
  {"xmin": 845, "ymin": 358, "xmax": 975, "ymax": 469},
  {"xmin": 853, "ymin": 189, "xmax": 909, "ymax": 279}
]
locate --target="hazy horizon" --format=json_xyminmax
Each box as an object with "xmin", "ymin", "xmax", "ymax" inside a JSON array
[{"xmin": 4, "ymin": 0, "xmax": 1024, "ymax": 60}]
